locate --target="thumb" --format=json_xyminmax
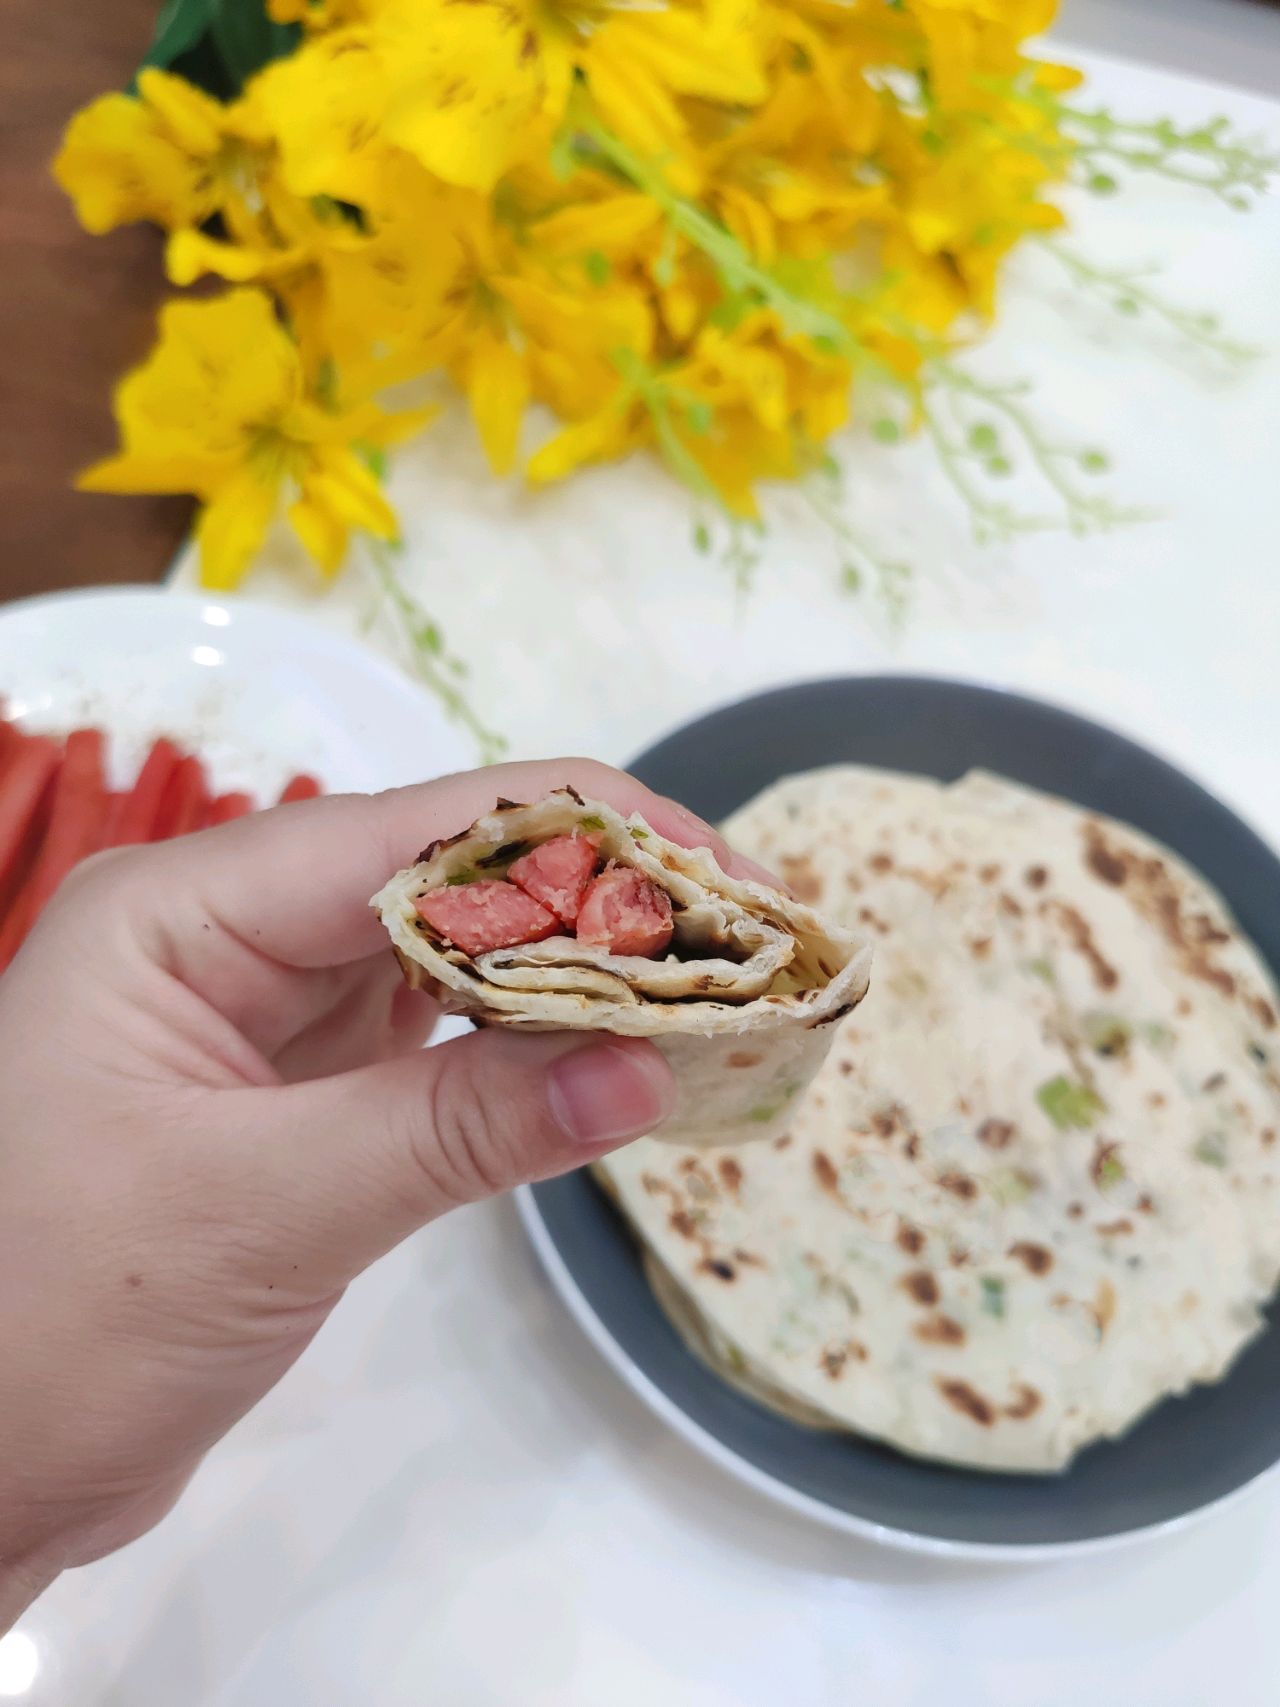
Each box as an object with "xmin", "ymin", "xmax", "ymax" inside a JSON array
[{"xmin": 234, "ymin": 1029, "xmax": 675, "ymax": 1293}]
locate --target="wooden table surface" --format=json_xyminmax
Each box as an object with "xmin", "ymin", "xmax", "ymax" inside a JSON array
[{"xmin": 0, "ymin": 3, "xmax": 193, "ymax": 606}]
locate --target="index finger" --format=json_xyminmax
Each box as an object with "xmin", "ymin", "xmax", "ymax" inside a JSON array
[{"xmin": 115, "ymin": 758, "xmax": 772, "ymax": 969}]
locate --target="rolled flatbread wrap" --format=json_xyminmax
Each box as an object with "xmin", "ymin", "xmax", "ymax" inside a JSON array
[{"xmin": 371, "ymin": 788, "xmax": 873, "ymax": 1147}]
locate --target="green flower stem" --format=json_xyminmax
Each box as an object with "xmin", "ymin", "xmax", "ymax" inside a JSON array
[
  {"xmin": 1037, "ymin": 239, "xmax": 1261, "ymax": 362},
  {"xmin": 368, "ymin": 545, "xmax": 507, "ymax": 763}
]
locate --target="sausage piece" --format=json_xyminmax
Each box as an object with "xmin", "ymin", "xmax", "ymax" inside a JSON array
[
  {"xmin": 416, "ymin": 881, "xmax": 559, "ymax": 956},
  {"xmin": 576, "ymin": 864, "xmax": 674, "ymax": 957},
  {"xmin": 507, "ymin": 833, "xmax": 600, "ymax": 926}
]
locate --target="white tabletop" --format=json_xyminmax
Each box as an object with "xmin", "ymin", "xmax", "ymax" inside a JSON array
[{"xmin": 15, "ymin": 13, "xmax": 1280, "ymax": 1706}]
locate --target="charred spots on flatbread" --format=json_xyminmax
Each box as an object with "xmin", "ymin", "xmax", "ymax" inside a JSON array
[
  {"xmin": 896, "ymin": 1221, "xmax": 926, "ymax": 1256},
  {"xmin": 999, "ymin": 892, "xmax": 1024, "ymax": 918},
  {"xmin": 778, "ymin": 855, "xmax": 822, "ymax": 903},
  {"xmin": 915, "ymin": 1314, "xmax": 966, "ymax": 1346},
  {"xmin": 936, "ymin": 1379, "xmax": 996, "ymax": 1427},
  {"xmin": 1008, "ymin": 1240, "xmax": 1054, "ymax": 1275},
  {"xmin": 727, "ymin": 1051, "xmax": 762, "ymax": 1069},
  {"xmin": 1004, "ymin": 1384, "xmax": 1043, "ymax": 1421},
  {"xmin": 812, "ymin": 1150, "xmax": 842, "ymax": 1199},
  {"xmin": 1250, "ymin": 997, "xmax": 1277, "ymax": 1031},
  {"xmin": 969, "ymin": 936, "xmax": 993, "ymax": 961},
  {"xmin": 669, "ymin": 1210, "xmax": 700, "ymax": 1240},
  {"xmin": 699, "ymin": 1258, "xmax": 737, "ymax": 1282},
  {"xmin": 1096, "ymin": 1218, "xmax": 1134, "ymax": 1237},
  {"xmin": 1045, "ymin": 900, "xmax": 1119, "ymax": 992},
  {"xmin": 718, "ymin": 1157, "xmax": 744, "ymax": 1197},
  {"xmin": 1024, "ymin": 864, "xmax": 1049, "ymax": 889},
  {"xmin": 977, "ymin": 1117, "xmax": 1015, "ymax": 1150},
  {"xmin": 901, "ymin": 1269, "xmax": 940, "ymax": 1306},
  {"xmin": 1082, "ymin": 824, "xmax": 1127, "ymax": 886},
  {"xmin": 939, "ymin": 1171, "xmax": 978, "ymax": 1201},
  {"xmin": 772, "ymin": 1133, "xmax": 794, "ymax": 1151},
  {"xmin": 868, "ymin": 851, "xmax": 894, "ymax": 873}
]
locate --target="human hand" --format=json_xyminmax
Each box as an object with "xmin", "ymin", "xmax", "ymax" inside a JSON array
[{"xmin": 0, "ymin": 759, "xmax": 763, "ymax": 1626}]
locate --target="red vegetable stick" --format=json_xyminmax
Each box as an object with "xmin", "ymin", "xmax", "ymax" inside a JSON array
[
  {"xmin": 278, "ymin": 773, "xmax": 321, "ymax": 804},
  {"xmin": 152, "ymin": 754, "xmax": 208, "ymax": 841},
  {"xmin": 109, "ymin": 738, "xmax": 181, "ymax": 847},
  {"xmin": 97, "ymin": 792, "xmax": 128, "ymax": 852},
  {"xmin": 0, "ymin": 730, "xmax": 106, "ymax": 957},
  {"xmin": 0, "ymin": 733, "xmax": 61, "ymax": 914},
  {"xmin": 205, "ymin": 790, "xmax": 255, "ymax": 827}
]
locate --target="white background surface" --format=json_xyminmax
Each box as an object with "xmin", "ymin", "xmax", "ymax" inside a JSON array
[{"xmin": 11, "ymin": 10, "xmax": 1280, "ymax": 1705}]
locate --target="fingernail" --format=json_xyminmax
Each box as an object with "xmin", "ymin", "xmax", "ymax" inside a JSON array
[{"xmin": 547, "ymin": 1040, "xmax": 676, "ymax": 1147}]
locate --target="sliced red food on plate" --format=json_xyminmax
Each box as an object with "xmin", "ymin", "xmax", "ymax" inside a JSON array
[
  {"xmin": 416, "ymin": 880, "xmax": 559, "ymax": 957},
  {"xmin": 279, "ymin": 774, "xmax": 321, "ymax": 804},
  {"xmin": 0, "ymin": 728, "xmax": 105, "ymax": 962},
  {"xmin": 0, "ymin": 732, "xmax": 61, "ymax": 915},
  {"xmin": 507, "ymin": 832, "xmax": 600, "ymax": 926},
  {"xmin": 109, "ymin": 737, "xmax": 180, "ymax": 847},
  {"xmin": 576, "ymin": 864, "xmax": 674, "ymax": 957},
  {"xmin": 205, "ymin": 791, "xmax": 255, "ymax": 827}
]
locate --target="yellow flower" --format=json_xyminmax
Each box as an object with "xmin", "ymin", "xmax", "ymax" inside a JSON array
[
  {"xmin": 79, "ymin": 290, "xmax": 428, "ymax": 589},
  {"xmin": 905, "ymin": 0, "xmax": 1060, "ymax": 108},
  {"xmin": 53, "ymin": 69, "xmax": 269, "ymax": 235}
]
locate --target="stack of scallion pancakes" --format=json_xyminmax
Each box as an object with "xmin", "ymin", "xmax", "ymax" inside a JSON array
[{"xmin": 598, "ymin": 766, "xmax": 1280, "ymax": 1472}]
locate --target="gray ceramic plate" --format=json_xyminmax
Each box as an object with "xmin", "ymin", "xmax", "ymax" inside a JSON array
[{"xmin": 518, "ymin": 676, "xmax": 1280, "ymax": 1557}]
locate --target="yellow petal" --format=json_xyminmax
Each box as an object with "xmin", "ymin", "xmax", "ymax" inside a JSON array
[
  {"xmin": 113, "ymin": 290, "xmax": 301, "ymax": 458},
  {"xmin": 52, "ymin": 92, "xmax": 211, "ymax": 233},
  {"xmin": 165, "ymin": 229, "xmax": 301, "ymax": 286},
  {"xmin": 527, "ymin": 404, "xmax": 640, "ymax": 486},
  {"xmin": 136, "ymin": 68, "xmax": 225, "ymax": 158},
  {"xmin": 76, "ymin": 450, "xmax": 229, "ymax": 498},
  {"xmin": 195, "ymin": 469, "xmax": 279, "ymax": 590},
  {"xmin": 303, "ymin": 447, "xmax": 400, "ymax": 539},
  {"xmin": 288, "ymin": 492, "xmax": 350, "ymax": 575},
  {"xmin": 465, "ymin": 332, "xmax": 529, "ymax": 475},
  {"xmin": 530, "ymin": 195, "xmax": 661, "ymax": 260}
]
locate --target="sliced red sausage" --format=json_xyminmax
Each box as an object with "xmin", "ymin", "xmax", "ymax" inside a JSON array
[
  {"xmin": 416, "ymin": 881, "xmax": 559, "ymax": 956},
  {"xmin": 576, "ymin": 864, "xmax": 674, "ymax": 957},
  {"xmin": 507, "ymin": 833, "xmax": 600, "ymax": 926}
]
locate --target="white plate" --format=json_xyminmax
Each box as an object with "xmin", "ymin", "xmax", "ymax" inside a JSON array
[{"xmin": 0, "ymin": 587, "xmax": 473, "ymax": 796}]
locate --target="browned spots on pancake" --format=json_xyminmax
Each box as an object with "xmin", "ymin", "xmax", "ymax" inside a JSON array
[
  {"xmin": 1251, "ymin": 997, "xmax": 1277, "ymax": 1030},
  {"xmin": 1005, "ymin": 1384, "xmax": 1043, "ymax": 1421},
  {"xmin": 969, "ymin": 936, "xmax": 993, "ymax": 960},
  {"xmin": 1046, "ymin": 900, "xmax": 1118, "ymax": 992},
  {"xmin": 978, "ymin": 1117, "xmax": 1015, "ymax": 1150},
  {"xmin": 936, "ymin": 1379, "xmax": 996, "ymax": 1427},
  {"xmin": 949, "ymin": 1246, "xmax": 970, "ymax": 1267},
  {"xmin": 1092, "ymin": 1278, "xmax": 1117, "ymax": 1336},
  {"xmin": 1177, "ymin": 996, "xmax": 1192, "ymax": 1017},
  {"xmin": 999, "ymin": 892, "xmax": 1024, "ymax": 918},
  {"xmin": 1202, "ymin": 1071, "xmax": 1227, "ymax": 1092},
  {"xmin": 1147, "ymin": 1091, "xmax": 1167, "ymax": 1110},
  {"xmin": 699, "ymin": 1258, "xmax": 736, "ymax": 1282},
  {"xmin": 915, "ymin": 1314, "xmax": 966, "ymax": 1346},
  {"xmin": 718, "ymin": 1157, "xmax": 743, "ymax": 1197},
  {"xmin": 1264, "ymin": 1129, "xmax": 1277, "ymax": 1149},
  {"xmin": 727, "ymin": 1051, "xmax": 762, "ymax": 1069},
  {"xmin": 820, "ymin": 1339, "xmax": 868, "ymax": 1379},
  {"xmin": 1096, "ymin": 1218, "xmax": 1134, "ymax": 1237},
  {"xmin": 903, "ymin": 1132, "xmax": 921, "ymax": 1162},
  {"xmin": 669, "ymin": 1211, "xmax": 699, "ymax": 1240},
  {"xmin": 939, "ymin": 1171, "xmax": 978, "ymax": 1200},
  {"xmin": 1137, "ymin": 1193, "xmax": 1155, "ymax": 1213},
  {"xmin": 979, "ymin": 862, "xmax": 1002, "ymax": 883},
  {"xmin": 1025, "ymin": 864, "xmax": 1049, "ymax": 889},
  {"xmin": 812, "ymin": 1151, "xmax": 841, "ymax": 1196},
  {"xmin": 733, "ymin": 1247, "xmax": 765, "ymax": 1268},
  {"xmin": 1008, "ymin": 1241, "xmax": 1053, "ymax": 1275},
  {"xmin": 901, "ymin": 1269, "xmax": 940, "ymax": 1306},
  {"xmin": 868, "ymin": 851, "xmax": 894, "ymax": 873},
  {"xmin": 896, "ymin": 1221, "xmax": 925, "ymax": 1256},
  {"xmin": 857, "ymin": 906, "xmax": 890, "ymax": 934},
  {"xmin": 870, "ymin": 1104, "xmax": 904, "ymax": 1139},
  {"xmin": 1082, "ymin": 825, "xmax": 1127, "ymax": 886},
  {"xmin": 642, "ymin": 1172, "xmax": 676, "ymax": 1200},
  {"xmin": 1067, "ymin": 1201, "xmax": 1084, "ymax": 1219},
  {"xmin": 772, "ymin": 1134, "xmax": 793, "ymax": 1151},
  {"xmin": 779, "ymin": 855, "xmax": 822, "ymax": 903},
  {"xmin": 1091, "ymin": 1140, "xmax": 1123, "ymax": 1189},
  {"xmin": 838, "ymin": 1059, "xmax": 854, "ymax": 1076}
]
